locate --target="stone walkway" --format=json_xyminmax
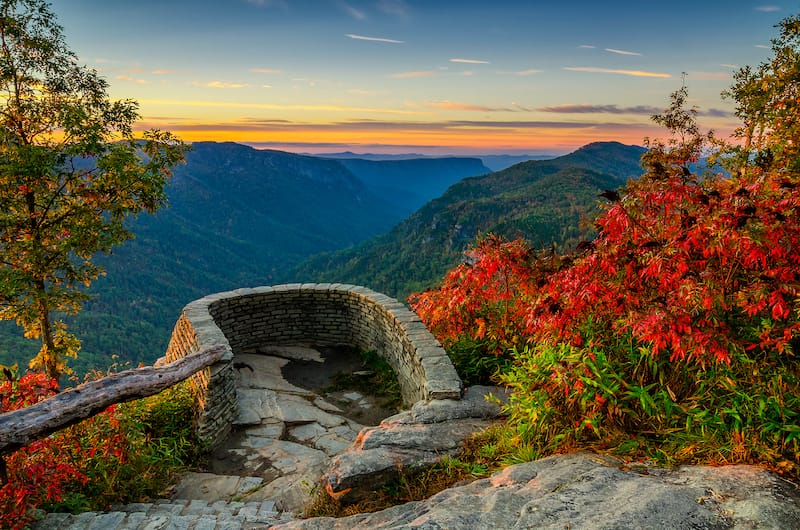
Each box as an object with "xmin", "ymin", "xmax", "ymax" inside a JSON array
[{"xmin": 32, "ymin": 346, "xmax": 390, "ymax": 530}]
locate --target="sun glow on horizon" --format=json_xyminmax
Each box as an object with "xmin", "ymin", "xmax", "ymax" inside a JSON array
[
  {"xmin": 137, "ymin": 102, "xmax": 736, "ymax": 154},
  {"xmin": 134, "ymin": 118, "xmax": 685, "ymax": 155}
]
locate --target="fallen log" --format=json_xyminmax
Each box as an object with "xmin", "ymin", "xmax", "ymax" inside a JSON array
[{"xmin": 0, "ymin": 345, "xmax": 226, "ymax": 456}]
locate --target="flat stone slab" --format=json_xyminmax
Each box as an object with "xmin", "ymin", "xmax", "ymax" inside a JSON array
[
  {"xmin": 276, "ymin": 394, "xmax": 350, "ymax": 427},
  {"xmin": 243, "ymin": 421, "xmax": 285, "ymax": 439},
  {"xmin": 234, "ymin": 353, "xmax": 316, "ymax": 394},
  {"xmin": 313, "ymin": 433, "xmax": 354, "ymax": 457},
  {"xmin": 171, "ymin": 473, "xmax": 263, "ymax": 501},
  {"xmin": 253, "ymin": 440, "xmax": 328, "ymax": 476},
  {"xmin": 242, "ymin": 474, "xmax": 317, "ymax": 514},
  {"xmin": 234, "ymin": 388, "xmax": 281, "ymax": 426}
]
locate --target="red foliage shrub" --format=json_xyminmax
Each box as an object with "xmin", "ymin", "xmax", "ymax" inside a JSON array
[
  {"xmin": 409, "ymin": 234, "xmax": 542, "ymax": 354},
  {"xmin": 527, "ymin": 88, "xmax": 800, "ymax": 365},
  {"xmin": 0, "ymin": 373, "xmax": 87, "ymax": 530}
]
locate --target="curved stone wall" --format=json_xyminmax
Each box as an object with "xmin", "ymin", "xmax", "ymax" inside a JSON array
[{"xmin": 163, "ymin": 283, "xmax": 463, "ymax": 449}]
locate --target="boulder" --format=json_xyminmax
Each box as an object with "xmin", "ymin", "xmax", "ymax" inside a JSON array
[
  {"xmin": 321, "ymin": 387, "xmax": 506, "ymax": 504},
  {"xmin": 396, "ymin": 385, "xmax": 509, "ymax": 425},
  {"xmin": 277, "ymin": 452, "xmax": 800, "ymax": 529}
]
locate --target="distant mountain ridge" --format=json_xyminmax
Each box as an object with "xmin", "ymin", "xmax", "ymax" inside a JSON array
[
  {"xmin": 287, "ymin": 141, "xmax": 646, "ymax": 298},
  {"xmin": 319, "ymin": 151, "xmax": 555, "ymax": 172},
  {"xmin": 334, "ymin": 157, "xmax": 490, "ymax": 215}
]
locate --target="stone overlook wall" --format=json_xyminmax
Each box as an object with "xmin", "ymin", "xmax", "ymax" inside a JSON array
[{"xmin": 163, "ymin": 283, "xmax": 463, "ymax": 449}]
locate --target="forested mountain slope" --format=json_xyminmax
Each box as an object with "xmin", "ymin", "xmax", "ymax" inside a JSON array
[{"xmin": 286, "ymin": 142, "xmax": 646, "ymax": 299}]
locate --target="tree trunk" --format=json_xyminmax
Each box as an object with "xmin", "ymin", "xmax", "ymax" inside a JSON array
[
  {"xmin": 36, "ymin": 292, "xmax": 59, "ymax": 383},
  {"xmin": 0, "ymin": 345, "xmax": 226, "ymax": 456}
]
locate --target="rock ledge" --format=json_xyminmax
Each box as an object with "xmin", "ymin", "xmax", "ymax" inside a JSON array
[{"xmin": 279, "ymin": 452, "xmax": 800, "ymax": 529}]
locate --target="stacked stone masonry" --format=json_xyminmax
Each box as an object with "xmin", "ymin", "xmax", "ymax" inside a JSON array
[{"xmin": 163, "ymin": 283, "xmax": 463, "ymax": 449}]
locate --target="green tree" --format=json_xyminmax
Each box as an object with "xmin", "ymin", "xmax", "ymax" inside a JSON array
[
  {"xmin": 0, "ymin": 0, "xmax": 187, "ymax": 382},
  {"xmin": 723, "ymin": 15, "xmax": 800, "ymax": 172}
]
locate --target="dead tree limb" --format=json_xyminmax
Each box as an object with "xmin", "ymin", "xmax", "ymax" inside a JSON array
[{"xmin": 0, "ymin": 345, "xmax": 226, "ymax": 456}]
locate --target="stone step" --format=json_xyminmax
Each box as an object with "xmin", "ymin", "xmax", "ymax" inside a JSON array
[{"xmin": 31, "ymin": 499, "xmax": 292, "ymax": 530}]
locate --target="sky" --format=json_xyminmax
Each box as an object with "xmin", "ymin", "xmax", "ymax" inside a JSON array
[{"xmin": 53, "ymin": 1, "xmax": 793, "ymax": 155}]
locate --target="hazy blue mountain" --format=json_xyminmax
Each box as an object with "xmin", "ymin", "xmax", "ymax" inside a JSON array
[
  {"xmin": 286, "ymin": 142, "xmax": 647, "ymax": 300},
  {"xmin": 333, "ymin": 157, "xmax": 490, "ymax": 215},
  {"xmin": 314, "ymin": 152, "xmax": 430, "ymax": 160},
  {"xmin": 318, "ymin": 151, "xmax": 554, "ymax": 172}
]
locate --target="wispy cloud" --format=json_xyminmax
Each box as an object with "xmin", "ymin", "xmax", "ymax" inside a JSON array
[
  {"xmin": 754, "ymin": 44, "xmax": 770, "ymax": 49},
  {"xmin": 564, "ymin": 66, "xmax": 671, "ymax": 78},
  {"xmin": 324, "ymin": 119, "xmax": 656, "ymax": 132},
  {"xmin": 116, "ymin": 75, "xmax": 149, "ymax": 85},
  {"xmin": 250, "ymin": 68, "xmax": 284, "ymax": 74},
  {"xmin": 346, "ymin": 33, "xmax": 404, "ymax": 44},
  {"xmin": 605, "ymin": 48, "xmax": 642, "ymax": 56},
  {"xmin": 196, "ymin": 81, "xmax": 251, "ymax": 89},
  {"xmin": 143, "ymin": 117, "xmax": 656, "ymax": 134},
  {"xmin": 537, "ymin": 103, "xmax": 730, "ymax": 119},
  {"xmin": 754, "ymin": 5, "xmax": 780, "ymax": 11},
  {"xmin": 150, "ymin": 69, "xmax": 175, "ymax": 75},
  {"xmin": 699, "ymin": 108, "xmax": 732, "ymax": 118},
  {"xmin": 578, "ymin": 45, "xmax": 596, "ymax": 49},
  {"xmin": 138, "ymin": 98, "xmax": 428, "ymax": 115},
  {"xmin": 245, "ymin": 0, "xmax": 288, "ymax": 8},
  {"xmin": 390, "ymin": 71, "xmax": 435, "ymax": 78},
  {"xmin": 720, "ymin": 63, "xmax": 740, "ymax": 69},
  {"xmin": 378, "ymin": 0, "xmax": 409, "ymax": 18},
  {"xmin": 153, "ymin": 118, "xmax": 304, "ymax": 131},
  {"xmin": 342, "ymin": 3, "xmax": 367, "ymax": 20},
  {"xmin": 496, "ymin": 69, "xmax": 542, "ymax": 76},
  {"xmin": 244, "ymin": 141, "xmax": 441, "ymax": 152},
  {"xmin": 539, "ymin": 104, "xmax": 661, "ymax": 115},
  {"xmin": 450, "ymin": 58, "xmax": 490, "ymax": 64},
  {"xmin": 428, "ymin": 101, "xmax": 517, "ymax": 112}
]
